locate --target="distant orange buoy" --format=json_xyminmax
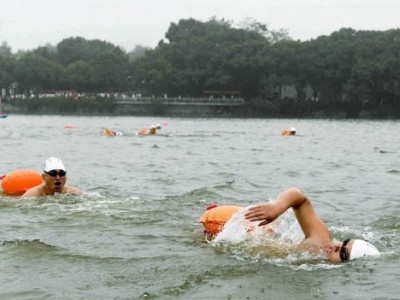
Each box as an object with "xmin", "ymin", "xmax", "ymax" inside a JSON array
[{"xmin": 1, "ymin": 170, "xmax": 42, "ymax": 195}]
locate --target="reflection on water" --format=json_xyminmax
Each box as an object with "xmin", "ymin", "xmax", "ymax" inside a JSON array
[{"xmin": 1, "ymin": 116, "xmax": 399, "ymax": 299}]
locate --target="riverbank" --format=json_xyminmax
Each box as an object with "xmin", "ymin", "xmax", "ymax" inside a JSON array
[{"xmin": 2, "ymin": 98, "xmax": 400, "ymax": 119}]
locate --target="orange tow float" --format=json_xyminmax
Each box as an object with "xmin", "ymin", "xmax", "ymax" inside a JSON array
[
  {"xmin": 199, "ymin": 204, "xmax": 275, "ymax": 240},
  {"xmin": 199, "ymin": 205, "xmax": 242, "ymax": 236},
  {"xmin": 1, "ymin": 170, "xmax": 42, "ymax": 195}
]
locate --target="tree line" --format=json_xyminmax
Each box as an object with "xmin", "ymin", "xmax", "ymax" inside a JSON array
[{"xmin": 1, "ymin": 17, "xmax": 400, "ymax": 112}]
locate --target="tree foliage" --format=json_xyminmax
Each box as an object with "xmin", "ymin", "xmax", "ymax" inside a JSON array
[{"xmin": 1, "ymin": 18, "xmax": 400, "ymax": 114}]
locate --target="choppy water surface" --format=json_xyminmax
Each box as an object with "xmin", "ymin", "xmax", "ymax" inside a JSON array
[{"xmin": 1, "ymin": 115, "xmax": 399, "ymax": 299}]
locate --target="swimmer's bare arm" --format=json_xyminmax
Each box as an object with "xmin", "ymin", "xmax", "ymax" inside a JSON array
[
  {"xmin": 245, "ymin": 187, "xmax": 330, "ymax": 240},
  {"xmin": 21, "ymin": 185, "xmax": 44, "ymax": 198}
]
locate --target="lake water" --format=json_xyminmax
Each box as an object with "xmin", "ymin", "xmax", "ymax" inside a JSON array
[{"xmin": 1, "ymin": 115, "xmax": 399, "ymax": 299}]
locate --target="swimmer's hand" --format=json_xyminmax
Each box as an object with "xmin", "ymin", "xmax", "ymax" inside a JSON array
[
  {"xmin": 245, "ymin": 203, "xmax": 284, "ymax": 226},
  {"xmin": 66, "ymin": 186, "xmax": 83, "ymax": 195},
  {"xmin": 245, "ymin": 187, "xmax": 313, "ymax": 228}
]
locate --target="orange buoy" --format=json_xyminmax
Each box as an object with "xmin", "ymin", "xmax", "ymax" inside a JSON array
[
  {"xmin": 199, "ymin": 205, "xmax": 243, "ymax": 236},
  {"xmin": 281, "ymin": 129, "xmax": 289, "ymax": 136},
  {"xmin": 1, "ymin": 170, "xmax": 42, "ymax": 195}
]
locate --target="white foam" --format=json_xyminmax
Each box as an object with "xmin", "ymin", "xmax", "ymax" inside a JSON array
[
  {"xmin": 211, "ymin": 205, "xmax": 323, "ymax": 266},
  {"xmin": 214, "ymin": 205, "xmax": 304, "ymax": 246}
]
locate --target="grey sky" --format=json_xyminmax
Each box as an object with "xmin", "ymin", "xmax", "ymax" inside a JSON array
[{"xmin": 1, "ymin": 0, "xmax": 399, "ymax": 52}]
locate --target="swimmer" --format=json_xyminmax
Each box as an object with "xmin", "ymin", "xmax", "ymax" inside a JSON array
[
  {"xmin": 281, "ymin": 127, "xmax": 296, "ymax": 136},
  {"xmin": 101, "ymin": 128, "xmax": 116, "ymax": 136},
  {"xmin": 137, "ymin": 124, "xmax": 160, "ymax": 135},
  {"xmin": 245, "ymin": 187, "xmax": 380, "ymax": 263},
  {"xmin": 21, "ymin": 157, "xmax": 82, "ymax": 198}
]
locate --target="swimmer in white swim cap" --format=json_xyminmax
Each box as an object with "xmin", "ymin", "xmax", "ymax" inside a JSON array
[
  {"xmin": 21, "ymin": 157, "xmax": 82, "ymax": 198},
  {"xmin": 138, "ymin": 124, "xmax": 158, "ymax": 135},
  {"xmin": 245, "ymin": 187, "xmax": 380, "ymax": 263},
  {"xmin": 338, "ymin": 239, "xmax": 380, "ymax": 261}
]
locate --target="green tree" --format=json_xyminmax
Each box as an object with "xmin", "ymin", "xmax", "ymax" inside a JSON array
[
  {"xmin": 14, "ymin": 53, "xmax": 65, "ymax": 94},
  {"xmin": 351, "ymin": 30, "xmax": 400, "ymax": 106},
  {"xmin": 127, "ymin": 45, "xmax": 152, "ymax": 62},
  {"xmin": 65, "ymin": 60, "xmax": 95, "ymax": 92},
  {"xmin": 0, "ymin": 55, "xmax": 16, "ymax": 92},
  {"xmin": 132, "ymin": 18, "xmax": 275, "ymax": 99},
  {"xmin": 0, "ymin": 41, "xmax": 12, "ymax": 57},
  {"xmin": 33, "ymin": 43, "xmax": 57, "ymax": 61},
  {"xmin": 91, "ymin": 50, "xmax": 129, "ymax": 91},
  {"xmin": 56, "ymin": 37, "xmax": 124, "ymax": 65},
  {"xmin": 130, "ymin": 49, "xmax": 172, "ymax": 95}
]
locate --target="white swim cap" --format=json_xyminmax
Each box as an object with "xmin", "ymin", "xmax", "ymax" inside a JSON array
[
  {"xmin": 150, "ymin": 124, "xmax": 156, "ymax": 129},
  {"xmin": 44, "ymin": 157, "xmax": 66, "ymax": 172},
  {"xmin": 349, "ymin": 239, "xmax": 380, "ymax": 260},
  {"xmin": 156, "ymin": 123, "xmax": 161, "ymax": 129},
  {"xmin": 290, "ymin": 127, "xmax": 296, "ymax": 132}
]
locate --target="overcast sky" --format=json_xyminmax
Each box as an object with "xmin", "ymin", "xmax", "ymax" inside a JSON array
[{"xmin": 1, "ymin": 0, "xmax": 399, "ymax": 52}]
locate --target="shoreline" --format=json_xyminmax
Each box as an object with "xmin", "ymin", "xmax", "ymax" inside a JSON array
[{"xmin": 2, "ymin": 101, "xmax": 400, "ymax": 119}]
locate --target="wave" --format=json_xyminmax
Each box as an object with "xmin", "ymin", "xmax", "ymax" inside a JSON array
[
  {"xmin": 387, "ymin": 169, "xmax": 400, "ymax": 174},
  {"xmin": 0, "ymin": 238, "xmax": 135, "ymax": 263},
  {"xmin": 373, "ymin": 147, "xmax": 395, "ymax": 154},
  {"xmin": 0, "ymin": 239, "xmax": 62, "ymax": 253}
]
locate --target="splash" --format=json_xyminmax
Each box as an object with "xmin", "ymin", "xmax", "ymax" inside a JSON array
[{"xmin": 214, "ymin": 206, "xmax": 304, "ymax": 244}]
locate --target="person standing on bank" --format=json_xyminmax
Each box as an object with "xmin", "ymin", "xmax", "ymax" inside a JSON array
[{"xmin": 21, "ymin": 157, "xmax": 82, "ymax": 198}]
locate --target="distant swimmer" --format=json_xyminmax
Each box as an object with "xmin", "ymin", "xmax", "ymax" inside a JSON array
[
  {"xmin": 101, "ymin": 128, "xmax": 116, "ymax": 136},
  {"xmin": 137, "ymin": 124, "xmax": 161, "ymax": 135},
  {"xmin": 281, "ymin": 126, "xmax": 296, "ymax": 136},
  {"xmin": 101, "ymin": 129, "xmax": 123, "ymax": 136},
  {"xmin": 21, "ymin": 157, "xmax": 82, "ymax": 198},
  {"xmin": 245, "ymin": 187, "xmax": 380, "ymax": 263}
]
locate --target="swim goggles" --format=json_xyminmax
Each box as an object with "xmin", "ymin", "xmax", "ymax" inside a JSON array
[{"xmin": 45, "ymin": 170, "xmax": 67, "ymax": 177}]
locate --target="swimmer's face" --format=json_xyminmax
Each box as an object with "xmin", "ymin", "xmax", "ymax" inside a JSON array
[
  {"xmin": 43, "ymin": 169, "xmax": 67, "ymax": 194},
  {"xmin": 325, "ymin": 239, "xmax": 354, "ymax": 263}
]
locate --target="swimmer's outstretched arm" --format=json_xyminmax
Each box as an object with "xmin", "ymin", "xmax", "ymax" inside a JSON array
[{"xmin": 245, "ymin": 187, "xmax": 329, "ymax": 240}]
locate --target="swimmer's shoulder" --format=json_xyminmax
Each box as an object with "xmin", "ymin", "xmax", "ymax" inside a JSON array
[
  {"xmin": 66, "ymin": 186, "xmax": 83, "ymax": 195},
  {"xmin": 21, "ymin": 184, "xmax": 45, "ymax": 198}
]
